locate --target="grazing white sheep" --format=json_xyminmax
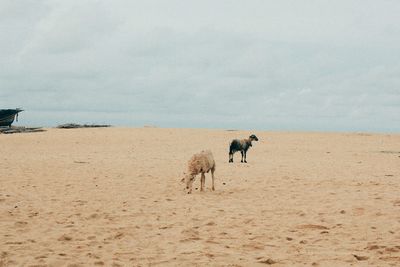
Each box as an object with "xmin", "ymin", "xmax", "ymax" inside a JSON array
[{"xmin": 181, "ymin": 150, "xmax": 216, "ymax": 194}]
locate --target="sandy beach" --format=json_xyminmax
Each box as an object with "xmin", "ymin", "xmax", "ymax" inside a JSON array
[{"xmin": 1, "ymin": 127, "xmax": 399, "ymax": 266}]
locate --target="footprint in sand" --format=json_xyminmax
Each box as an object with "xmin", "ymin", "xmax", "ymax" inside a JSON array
[
  {"xmin": 73, "ymin": 200, "xmax": 87, "ymax": 206},
  {"xmin": 113, "ymin": 232, "xmax": 124, "ymax": 239},
  {"xmin": 87, "ymin": 253, "xmax": 101, "ymax": 259},
  {"xmin": 5, "ymin": 241, "xmax": 23, "ymax": 245},
  {"xmin": 392, "ymin": 199, "xmax": 400, "ymax": 206},
  {"xmin": 379, "ymin": 256, "xmax": 400, "ymax": 262},
  {"xmin": 204, "ymin": 253, "xmax": 215, "ymax": 258},
  {"xmin": 180, "ymin": 228, "xmax": 201, "ymax": 242},
  {"xmin": 296, "ymin": 224, "xmax": 329, "ymax": 230},
  {"xmin": 206, "ymin": 238, "xmax": 220, "ymax": 244},
  {"xmin": 29, "ymin": 212, "xmax": 39, "ymax": 217},
  {"xmin": 353, "ymin": 254, "xmax": 369, "ymax": 261},
  {"xmin": 257, "ymin": 258, "xmax": 276, "ymax": 264},
  {"xmin": 243, "ymin": 241, "xmax": 265, "ymax": 250},
  {"xmin": 352, "ymin": 207, "xmax": 365, "ymax": 216},
  {"xmin": 383, "ymin": 246, "xmax": 400, "ymax": 253},
  {"xmin": 58, "ymin": 234, "xmax": 73, "ymax": 241},
  {"xmin": 88, "ymin": 213, "xmax": 99, "ymax": 219},
  {"xmin": 14, "ymin": 221, "xmax": 28, "ymax": 227},
  {"xmin": 365, "ymin": 244, "xmax": 383, "ymax": 250}
]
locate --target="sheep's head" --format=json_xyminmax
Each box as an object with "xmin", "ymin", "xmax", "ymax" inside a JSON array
[
  {"xmin": 249, "ymin": 134, "xmax": 259, "ymax": 141},
  {"xmin": 182, "ymin": 173, "xmax": 195, "ymax": 194}
]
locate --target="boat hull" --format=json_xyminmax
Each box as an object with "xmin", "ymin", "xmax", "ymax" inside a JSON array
[{"xmin": 0, "ymin": 109, "xmax": 23, "ymax": 127}]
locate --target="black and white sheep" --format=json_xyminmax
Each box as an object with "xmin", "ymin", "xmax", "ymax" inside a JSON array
[
  {"xmin": 181, "ymin": 150, "xmax": 216, "ymax": 194},
  {"xmin": 228, "ymin": 134, "xmax": 259, "ymax": 163}
]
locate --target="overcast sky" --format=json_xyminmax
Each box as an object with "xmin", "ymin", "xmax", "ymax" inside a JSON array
[{"xmin": 1, "ymin": 0, "xmax": 399, "ymax": 132}]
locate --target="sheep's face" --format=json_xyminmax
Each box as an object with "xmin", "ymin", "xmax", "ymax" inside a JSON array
[
  {"xmin": 249, "ymin": 134, "xmax": 259, "ymax": 141},
  {"xmin": 184, "ymin": 174, "xmax": 195, "ymax": 194}
]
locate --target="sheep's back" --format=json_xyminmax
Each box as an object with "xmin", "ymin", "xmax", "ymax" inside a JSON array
[
  {"xmin": 230, "ymin": 139, "xmax": 250, "ymax": 151},
  {"xmin": 230, "ymin": 139, "xmax": 241, "ymax": 150},
  {"xmin": 187, "ymin": 150, "xmax": 215, "ymax": 174}
]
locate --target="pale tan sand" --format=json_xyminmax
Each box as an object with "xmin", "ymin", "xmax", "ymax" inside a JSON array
[{"xmin": 1, "ymin": 128, "xmax": 400, "ymax": 266}]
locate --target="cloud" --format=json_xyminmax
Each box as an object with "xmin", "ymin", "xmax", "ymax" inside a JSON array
[{"xmin": 0, "ymin": 0, "xmax": 399, "ymax": 132}]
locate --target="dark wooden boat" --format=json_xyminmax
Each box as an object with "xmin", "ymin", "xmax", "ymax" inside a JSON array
[{"xmin": 0, "ymin": 108, "xmax": 23, "ymax": 127}]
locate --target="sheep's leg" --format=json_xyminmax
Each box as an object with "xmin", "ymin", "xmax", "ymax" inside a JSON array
[
  {"xmin": 211, "ymin": 169, "xmax": 215, "ymax": 191},
  {"xmin": 240, "ymin": 151, "xmax": 244, "ymax": 163},
  {"xmin": 200, "ymin": 173, "xmax": 205, "ymax": 192},
  {"xmin": 229, "ymin": 144, "xmax": 234, "ymax": 163},
  {"xmin": 186, "ymin": 175, "xmax": 194, "ymax": 194},
  {"xmin": 229, "ymin": 149, "xmax": 235, "ymax": 163},
  {"xmin": 244, "ymin": 151, "xmax": 247, "ymax": 163}
]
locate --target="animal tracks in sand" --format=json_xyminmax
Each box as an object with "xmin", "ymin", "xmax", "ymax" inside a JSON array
[{"xmin": 2, "ymin": 129, "xmax": 399, "ymax": 266}]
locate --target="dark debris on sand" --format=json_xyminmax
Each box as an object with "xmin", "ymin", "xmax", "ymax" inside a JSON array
[
  {"xmin": 56, "ymin": 123, "xmax": 111, "ymax": 129},
  {"xmin": 0, "ymin": 126, "xmax": 46, "ymax": 134}
]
